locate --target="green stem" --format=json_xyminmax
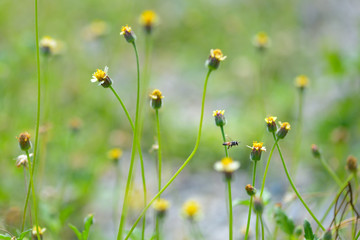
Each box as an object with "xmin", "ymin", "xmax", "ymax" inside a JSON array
[
  {"xmin": 319, "ymin": 156, "xmax": 342, "ymax": 187},
  {"xmin": 155, "ymin": 109, "xmax": 162, "ymax": 194},
  {"xmin": 260, "ymin": 132, "xmax": 277, "ymax": 197},
  {"xmin": 124, "ymin": 69, "xmax": 213, "ymax": 239},
  {"xmin": 274, "ymin": 137, "xmax": 325, "ymax": 231},
  {"xmin": 26, "ymin": 151, "xmax": 41, "ymax": 240},
  {"xmin": 227, "ymin": 179, "xmax": 233, "ymax": 240},
  {"xmin": 293, "ymin": 89, "xmax": 304, "ymax": 172},
  {"xmin": 353, "ymin": 172, "xmax": 358, "ymax": 239},
  {"xmin": 256, "ymin": 214, "xmax": 259, "ymax": 240},
  {"xmin": 260, "ymin": 215, "xmax": 265, "ymax": 240},
  {"xmin": 245, "ymin": 161, "xmax": 258, "ymax": 240},
  {"xmin": 116, "ymin": 42, "xmax": 142, "ymax": 240},
  {"xmin": 220, "ymin": 126, "xmax": 228, "ymax": 157}
]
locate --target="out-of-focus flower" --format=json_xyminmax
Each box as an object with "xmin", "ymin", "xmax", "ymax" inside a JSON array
[
  {"xmin": 15, "ymin": 153, "xmax": 33, "ymax": 168},
  {"xmin": 108, "ymin": 148, "xmax": 123, "ymax": 162},
  {"xmin": 295, "ymin": 75, "xmax": 309, "ymax": 90},
  {"xmin": 253, "ymin": 32, "xmax": 270, "ymax": 50},
  {"xmin": 40, "ymin": 36, "xmax": 58, "ymax": 56},
  {"xmin": 153, "ymin": 198, "xmax": 170, "ymax": 217},
  {"xmin": 83, "ymin": 20, "xmax": 109, "ymax": 40},
  {"xmin": 245, "ymin": 184, "xmax": 256, "ymax": 196},
  {"xmin": 32, "ymin": 226, "xmax": 46, "ymax": 240},
  {"xmin": 139, "ymin": 10, "xmax": 158, "ymax": 34},
  {"xmin": 182, "ymin": 200, "xmax": 201, "ymax": 220},
  {"xmin": 214, "ymin": 157, "xmax": 240, "ymax": 180},
  {"xmin": 346, "ymin": 155, "xmax": 357, "ymax": 173},
  {"xmin": 18, "ymin": 132, "xmax": 31, "ymax": 151},
  {"xmin": 311, "ymin": 144, "xmax": 321, "ymax": 158}
]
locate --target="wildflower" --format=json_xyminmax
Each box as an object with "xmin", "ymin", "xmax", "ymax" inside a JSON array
[
  {"xmin": 120, "ymin": 25, "xmax": 136, "ymax": 43},
  {"xmin": 40, "ymin": 36, "xmax": 58, "ymax": 56},
  {"xmin": 253, "ymin": 32, "xmax": 270, "ymax": 50},
  {"xmin": 16, "ymin": 153, "xmax": 33, "ymax": 168},
  {"xmin": 245, "ymin": 184, "xmax": 256, "ymax": 196},
  {"xmin": 108, "ymin": 148, "xmax": 123, "ymax": 162},
  {"xmin": 83, "ymin": 20, "xmax": 109, "ymax": 40},
  {"xmin": 265, "ymin": 116, "xmax": 277, "ymax": 133},
  {"xmin": 206, "ymin": 49, "xmax": 226, "ymax": 70},
  {"xmin": 18, "ymin": 132, "xmax": 31, "ymax": 151},
  {"xmin": 32, "ymin": 225, "xmax": 46, "ymax": 240},
  {"xmin": 153, "ymin": 198, "xmax": 170, "ymax": 218},
  {"xmin": 295, "ymin": 75, "xmax": 309, "ymax": 90},
  {"xmin": 91, "ymin": 66, "xmax": 112, "ymax": 88},
  {"xmin": 346, "ymin": 155, "xmax": 357, "ymax": 173},
  {"xmin": 68, "ymin": 117, "xmax": 83, "ymax": 133},
  {"xmin": 140, "ymin": 10, "xmax": 158, "ymax": 34},
  {"xmin": 253, "ymin": 197, "xmax": 264, "ymax": 215},
  {"xmin": 276, "ymin": 122, "xmax": 291, "ymax": 139},
  {"xmin": 213, "ymin": 110, "xmax": 226, "ymax": 127},
  {"xmin": 214, "ymin": 157, "xmax": 240, "ymax": 180},
  {"xmin": 247, "ymin": 141, "xmax": 266, "ymax": 161},
  {"xmin": 182, "ymin": 200, "xmax": 201, "ymax": 220},
  {"xmin": 311, "ymin": 144, "xmax": 321, "ymax": 158},
  {"xmin": 149, "ymin": 89, "xmax": 164, "ymax": 109}
]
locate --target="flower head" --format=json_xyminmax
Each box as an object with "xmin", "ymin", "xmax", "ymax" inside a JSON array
[
  {"xmin": 253, "ymin": 197, "xmax": 264, "ymax": 215},
  {"xmin": 32, "ymin": 225, "xmax": 46, "ymax": 240},
  {"xmin": 276, "ymin": 122, "xmax": 291, "ymax": 139},
  {"xmin": 108, "ymin": 148, "xmax": 123, "ymax": 162},
  {"xmin": 247, "ymin": 141, "xmax": 266, "ymax": 161},
  {"xmin": 346, "ymin": 155, "xmax": 358, "ymax": 173},
  {"xmin": 295, "ymin": 75, "xmax": 309, "ymax": 90},
  {"xmin": 213, "ymin": 110, "xmax": 226, "ymax": 127},
  {"xmin": 149, "ymin": 89, "xmax": 164, "ymax": 109},
  {"xmin": 83, "ymin": 20, "xmax": 109, "ymax": 40},
  {"xmin": 18, "ymin": 132, "xmax": 31, "ymax": 151},
  {"xmin": 15, "ymin": 153, "xmax": 33, "ymax": 168},
  {"xmin": 91, "ymin": 66, "xmax": 112, "ymax": 88},
  {"xmin": 311, "ymin": 144, "xmax": 321, "ymax": 158},
  {"xmin": 40, "ymin": 36, "xmax": 58, "ymax": 56},
  {"xmin": 182, "ymin": 200, "xmax": 201, "ymax": 220},
  {"xmin": 206, "ymin": 49, "xmax": 226, "ymax": 70},
  {"xmin": 214, "ymin": 157, "xmax": 240, "ymax": 180},
  {"xmin": 245, "ymin": 184, "xmax": 256, "ymax": 196},
  {"xmin": 153, "ymin": 198, "xmax": 170, "ymax": 217},
  {"xmin": 140, "ymin": 10, "xmax": 158, "ymax": 34},
  {"xmin": 120, "ymin": 25, "xmax": 136, "ymax": 43},
  {"xmin": 265, "ymin": 116, "xmax": 277, "ymax": 133},
  {"xmin": 253, "ymin": 32, "xmax": 270, "ymax": 50}
]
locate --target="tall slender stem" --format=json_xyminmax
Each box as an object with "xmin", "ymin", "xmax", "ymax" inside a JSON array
[
  {"xmin": 21, "ymin": 167, "xmax": 32, "ymax": 231},
  {"xmin": 155, "ymin": 109, "xmax": 162, "ymax": 194},
  {"xmin": 116, "ymin": 42, "xmax": 142, "ymax": 240},
  {"xmin": 124, "ymin": 69, "xmax": 213, "ymax": 239},
  {"xmin": 220, "ymin": 126, "xmax": 229, "ymax": 157},
  {"xmin": 274, "ymin": 137, "xmax": 325, "ymax": 231},
  {"xmin": 260, "ymin": 132, "xmax": 277, "ymax": 197},
  {"xmin": 227, "ymin": 179, "xmax": 233, "ymax": 240},
  {"xmin": 26, "ymin": 151, "xmax": 40, "ymax": 240},
  {"xmin": 293, "ymin": 89, "xmax": 304, "ymax": 172},
  {"xmin": 319, "ymin": 156, "xmax": 342, "ymax": 187},
  {"xmin": 260, "ymin": 215, "xmax": 265, "ymax": 240},
  {"xmin": 245, "ymin": 161, "xmax": 258, "ymax": 240}
]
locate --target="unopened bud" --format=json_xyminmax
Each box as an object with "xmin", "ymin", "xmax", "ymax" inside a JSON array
[
  {"xmin": 346, "ymin": 155, "xmax": 357, "ymax": 173},
  {"xmin": 253, "ymin": 197, "xmax": 264, "ymax": 215},
  {"xmin": 245, "ymin": 184, "xmax": 256, "ymax": 196},
  {"xmin": 120, "ymin": 25, "xmax": 136, "ymax": 43},
  {"xmin": 213, "ymin": 110, "xmax": 226, "ymax": 127},
  {"xmin": 311, "ymin": 144, "xmax": 321, "ymax": 158},
  {"xmin": 18, "ymin": 132, "xmax": 31, "ymax": 151},
  {"xmin": 276, "ymin": 122, "xmax": 291, "ymax": 139},
  {"xmin": 294, "ymin": 225, "xmax": 303, "ymax": 237}
]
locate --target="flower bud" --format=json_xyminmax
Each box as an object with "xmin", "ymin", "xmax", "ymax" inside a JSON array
[
  {"xmin": 139, "ymin": 10, "xmax": 158, "ymax": 34},
  {"xmin": 276, "ymin": 122, "xmax": 291, "ymax": 139},
  {"xmin": 91, "ymin": 66, "xmax": 112, "ymax": 88},
  {"xmin": 213, "ymin": 110, "xmax": 226, "ymax": 127},
  {"xmin": 18, "ymin": 132, "xmax": 31, "ymax": 151},
  {"xmin": 206, "ymin": 49, "xmax": 226, "ymax": 70},
  {"xmin": 322, "ymin": 229, "xmax": 332, "ymax": 240},
  {"xmin": 346, "ymin": 155, "xmax": 357, "ymax": 173},
  {"xmin": 245, "ymin": 184, "xmax": 256, "ymax": 196},
  {"xmin": 149, "ymin": 89, "xmax": 164, "ymax": 109},
  {"xmin": 295, "ymin": 75, "xmax": 309, "ymax": 91},
  {"xmin": 253, "ymin": 197, "xmax": 264, "ymax": 215},
  {"xmin": 311, "ymin": 144, "xmax": 321, "ymax": 158},
  {"xmin": 248, "ymin": 141, "xmax": 266, "ymax": 161},
  {"xmin": 120, "ymin": 25, "xmax": 136, "ymax": 43},
  {"xmin": 265, "ymin": 116, "xmax": 277, "ymax": 133}
]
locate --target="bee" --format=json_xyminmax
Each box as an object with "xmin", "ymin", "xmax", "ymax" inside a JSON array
[{"xmin": 222, "ymin": 141, "xmax": 239, "ymax": 149}]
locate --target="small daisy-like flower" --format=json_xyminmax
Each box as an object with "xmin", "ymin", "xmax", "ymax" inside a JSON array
[
  {"xmin": 17, "ymin": 132, "xmax": 31, "ymax": 151},
  {"xmin": 206, "ymin": 49, "xmax": 226, "ymax": 70},
  {"xmin": 91, "ymin": 66, "xmax": 112, "ymax": 88},
  {"xmin": 182, "ymin": 200, "xmax": 201, "ymax": 220},
  {"xmin": 213, "ymin": 110, "xmax": 226, "ymax": 127},
  {"xmin": 265, "ymin": 116, "xmax": 277, "ymax": 133},
  {"xmin": 346, "ymin": 155, "xmax": 357, "ymax": 173},
  {"xmin": 253, "ymin": 32, "xmax": 270, "ymax": 50},
  {"xmin": 149, "ymin": 89, "xmax": 164, "ymax": 109},
  {"xmin": 214, "ymin": 157, "xmax": 240, "ymax": 180},
  {"xmin": 108, "ymin": 148, "xmax": 123, "ymax": 162},
  {"xmin": 247, "ymin": 141, "xmax": 266, "ymax": 161},
  {"xmin": 120, "ymin": 25, "xmax": 136, "ymax": 43},
  {"xmin": 295, "ymin": 75, "xmax": 309, "ymax": 90},
  {"xmin": 40, "ymin": 36, "xmax": 58, "ymax": 56},
  {"xmin": 15, "ymin": 153, "xmax": 33, "ymax": 168},
  {"xmin": 311, "ymin": 144, "xmax": 321, "ymax": 158},
  {"xmin": 32, "ymin": 225, "xmax": 46, "ymax": 240},
  {"xmin": 276, "ymin": 122, "xmax": 291, "ymax": 139},
  {"xmin": 153, "ymin": 198, "xmax": 170, "ymax": 217},
  {"xmin": 245, "ymin": 184, "xmax": 256, "ymax": 196},
  {"xmin": 140, "ymin": 10, "xmax": 158, "ymax": 34}
]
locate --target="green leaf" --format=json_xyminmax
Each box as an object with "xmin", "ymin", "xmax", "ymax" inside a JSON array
[
  {"xmin": 69, "ymin": 223, "xmax": 83, "ymax": 240},
  {"xmin": 18, "ymin": 229, "xmax": 32, "ymax": 240},
  {"xmin": 303, "ymin": 219, "xmax": 314, "ymax": 240},
  {"xmin": 82, "ymin": 214, "xmax": 94, "ymax": 240},
  {"xmin": 274, "ymin": 207, "xmax": 295, "ymax": 235},
  {"xmin": 0, "ymin": 234, "xmax": 12, "ymax": 240},
  {"xmin": 233, "ymin": 199, "xmax": 250, "ymax": 206}
]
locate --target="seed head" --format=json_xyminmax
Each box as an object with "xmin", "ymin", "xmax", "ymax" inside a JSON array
[
  {"xmin": 346, "ymin": 155, "xmax": 357, "ymax": 173},
  {"xmin": 139, "ymin": 10, "xmax": 158, "ymax": 34},
  {"xmin": 16, "ymin": 153, "xmax": 33, "ymax": 168},
  {"xmin": 206, "ymin": 49, "xmax": 226, "ymax": 70},
  {"xmin": 213, "ymin": 110, "xmax": 226, "ymax": 127},
  {"xmin": 276, "ymin": 122, "xmax": 291, "ymax": 139},
  {"xmin": 245, "ymin": 184, "xmax": 256, "ymax": 196},
  {"xmin": 18, "ymin": 132, "xmax": 31, "ymax": 151},
  {"xmin": 91, "ymin": 66, "xmax": 112, "ymax": 88},
  {"xmin": 247, "ymin": 141, "xmax": 266, "ymax": 161},
  {"xmin": 265, "ymin": 116, "xmax": 277, "ymax": 133},
  {"xmin": 120, "ymin": 25, "xmax": 136, "ymax": 43},
  {"xmin": 295, "ymin": 75, "xmax": 309, "ymax": 90}
]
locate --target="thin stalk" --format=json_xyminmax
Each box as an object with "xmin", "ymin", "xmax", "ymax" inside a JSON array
[
  {"xmin": 116, "ymin": 42, "xmax": 142, "ymax": 240},
  {"xmin": 274, "ymin": 137, "xmax": 325, "ymax": 231},
  {"xmin": 21, "ymin": 167, "xmax": 32, "ymax": 230},
  {"xmin": 293, "ymin": 89, "xmax": 304, "ymax": 172},
  {"xmin": 353, "ymin": 172, "xmax": 358, "ymax": 239},
  {"xmin": 220, "ymin": 126, "xmax": 228, "ymax": 157},
  {"xmin": 256, "ymin": 214, "xmax": 259, "ymax": 240},
  {"xmin": 319, "ymin": 156, "xmax": 342, "ymax": 187},
  {"xmin": 260, "ymin": 132, "xmax": 277, "ymax": 197},
  {"xmin": 26, "ymin": 151, "xmax": 40, "ymax": 240},
  {"xmin": 245, "ymin": 161, "xmax": 258, "ymax": 240},
  {"xmin": 124, "ymin": 69, "xmax": 213, "ymax": 239},
  {"xmin": 113, "ymin": 161, "xmax": 121, "ymax": 230},
  {"xmin": 227, "ymin": 179, "xmax": 233, "ymax": 240},
  {"xmin": 260, "ymin": 215, "xmax": 265, "ymax": 240},
  {"xmin": 155, "ymin": 109, "xmax": 162, "ymax": 194}
]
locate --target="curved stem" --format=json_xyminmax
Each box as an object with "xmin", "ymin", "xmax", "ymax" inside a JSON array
[
  {"xmin": 124, "ymin": 69, "xmax": 213, "ymax": 239},
  {"xmin": 116, "ymin": 42, "xmax": 142, "ymax": 240},
  {"xmin": 319, "ymin": 156, "xmax": 342, "ymax": 187},
  {"xmin": 227, "ymin": 179, "xmax": 233, "ymax": 240},
  {"xmin": 220, "ymin": 126, "xmax": 228, "ymax": 157},
  {"xmin": 260, "ymin": 132, "xmax": 277, "ymax": 197},
  {"xmin": 245, "ymin": 161, "xmax": 258, "ymax": 240},
  {"xmin": 274, "ymin": 137, "xmax": 325, "ymax": 231},
  {"xmin": 26, "ymin": 151, "xmax": 41, "ymax": 240}
]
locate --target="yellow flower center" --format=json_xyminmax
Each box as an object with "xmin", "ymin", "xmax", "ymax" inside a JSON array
[
  {"xmin": 108, "ymin": 148, "xmax": 123, "ymax": 160},
  {"xmin": 265, "ymin": 116, "xmax": 277, "ymax": 124},
  {"xmin": 281, "ymin": 122, "xmax": 291, "ymax": 130},
  {"xmin": 150, "ymin": 89, "xmax": 164, "ymax": 99},
  {"xmin": 94, "ymin": 69, "xmax": 106, "ymax": 81},
  {"xmin": 213, "ymin": 110, "xmax": 225, "ymax": 117},
  {"xmin": 221, "ymin": 157, "xmax": 233, "ymax": 166},
  {"xmin": 252, "ymin": 141, "xmax": 264, "ymax": 150},
  {"xmin": 153, "ymin": 198, "xmax": 170, "ymax": 211},
  {"xmin": 256, "ymin": 32, "xmax": 269, "ymax": 45},
  {"xmin": 295, "ymin": 75, "xmax": 309, "ymax": 88},
  {"xmin": 140, "ymin": 10, "xmax": 157, "ymax": 25},
  {"xmin": 121, "ymin": 25, "xmax": 131, "ymax": 34},
  {"xmin": 183, "ymin": 200, "xmax": 200, "ymax": 217},
  {"xmin": 211, "ymin": 49, "xmax": 226, "ymax": 61}
]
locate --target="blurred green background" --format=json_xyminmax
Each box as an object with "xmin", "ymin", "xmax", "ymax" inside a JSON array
[{"xmin": 1, "ymin": 0, "xmax": 360, "ymax": 239}]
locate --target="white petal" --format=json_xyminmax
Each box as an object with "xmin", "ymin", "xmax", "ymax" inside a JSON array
[
  {"xmin": 214, "ymin": 162, "xmax": 224, "ymax": 172},
  {"xmin": 104, "ymin": 66, "xmax": 109, "ymax": 74}
]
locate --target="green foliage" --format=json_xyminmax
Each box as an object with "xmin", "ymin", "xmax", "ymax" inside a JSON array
[
  {"xmin": 274, "ymin": 207, "xmax": 295, "ymax": 236},
  {"xmin": 0, "ymin": 229, "xmax": 31, "ymax": 240},
  {"xmin": 68, "ymin": 214, "xmax": 94, "ymax": 240},
  {"xmin": 303, "ymin": 219, "xmax": 320, "ymax": 240}
]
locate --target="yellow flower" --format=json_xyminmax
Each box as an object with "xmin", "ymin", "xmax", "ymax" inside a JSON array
[
  {"xmin": 210, "ymin": 49, "xmax": 227, "ymax": 61},
  {"xmin": 32, "ymin": 225, "xmax": 46, "ymax": 238},
  {"xmin": 265, "ymin": 116, "xmax": 277, "ymax": 124},
  {"xmin": 149, "ymin": 89, "xmax": 164, "ymax": 109},
  {"xmin": 153, "ymin": 198, "xmax": 170, "ymax": 214},
  {"xmin": 248, "ymin": 141, "xmax": 266, "ymax": 152},
  {"xmin": 214, "ymin": 157, "xmax": 240, "ymax": 173},
  {"xmin": 279, "ymin": 122, "xmax": 291, "ymax": 130},
  {"xmin": 182, "ymin": 200, "xmax": 201, "ymax": 219},
  {"xmin": 265, "ymin": 116, "xmax": 277, "ymax": 132},
  {"xmin": 295, "ymin": 75, "xmax": 309, "ymax": 89},
  {"xmin": 40, "ymin": 36, "xmax": 58, "ymax": 55},
  {"xmin": 213, "ymin": 110, "xmax": 225, "ymax": 117},
  {"xmin": 91, "ymin": 66, "xmax": 112, "ymax": 88},
  {"xmin": 140, "ymin": 10, "xmax": 158, "ymax": 27},
  {"xmin": 83, "ymin": 20, "xmax": 109, "ymax": 40},
  {"xmin": 253, "ymin": 32, "xmax": 270, "ymax": 49},
  {"xmin": 120, "ymin": 25, "xmax": 136, "ymax": 43},
  {"xmin": 120, "ymin": 25, "xmax": 132, "ymax": 35},
  {"xmin": 108, "ymin": 148, "xmax": 123, "ymax": 161},
  {"xmin": 206, "ymin": 49, "xmax": 226, "ymax": 70},
  {"xmin": 277, "ymin": 122, "xmax": 291, "ymax": 139}
]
